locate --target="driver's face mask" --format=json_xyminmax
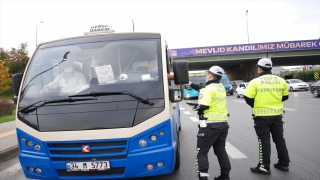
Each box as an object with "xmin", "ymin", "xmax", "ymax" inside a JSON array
[
  {"xmin": 148, "ymin": 60, "xmax": 158, "ymax": 73},
  {"xmin": 151, "ymin": 67, "xmax": 158, "ymax": 73}
]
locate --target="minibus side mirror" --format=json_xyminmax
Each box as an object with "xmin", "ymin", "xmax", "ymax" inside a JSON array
[
  {"xmin": 12, "ymin": 73, "xmax": 23, "ymax": 104},
  {"xmin": 173, "ymin": 60, "xmax": 189, "ymax": 85},
  {"xmin": 170, "ymin": 60, "xmax": 189, "ymax": 102},
  {"xmin": 169, "ymin": 89, "xmax": 183, "ymax": 102}
]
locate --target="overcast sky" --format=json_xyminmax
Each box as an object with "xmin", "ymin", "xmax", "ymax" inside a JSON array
[{"xmin": 1, "ymin": 0, "xmax": 319, "ymax": 58}]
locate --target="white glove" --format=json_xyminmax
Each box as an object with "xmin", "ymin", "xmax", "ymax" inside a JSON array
[{"xmin": 199, "ymin": 120, "xmax": 207, "ymax": 128}]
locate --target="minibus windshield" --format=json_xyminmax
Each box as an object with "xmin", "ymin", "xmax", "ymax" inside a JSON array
[{"xmin": 17, "ymin": 39, "xmax": 165, "ymax": 131}]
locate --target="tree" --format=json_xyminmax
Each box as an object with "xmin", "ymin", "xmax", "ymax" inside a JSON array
[
  {"xmin": 0, "ymin": 60, "xmax": 12, "ymax": 92},
  {"xmin": 3, "ymin": 43, "xmax": 30, "ymax": 74},
  {"xmin": 0, "ymin": 48, "xmax": 10, "ymax": 61}
]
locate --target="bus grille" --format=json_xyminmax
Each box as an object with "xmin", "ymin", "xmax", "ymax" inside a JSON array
[{"xmin": 45, "ymin": 139, "xmax": 129, "ymax": 159}]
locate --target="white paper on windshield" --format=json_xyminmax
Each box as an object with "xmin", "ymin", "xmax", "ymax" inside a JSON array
[
  {"xmin": 141, "ymin": 74, "xmax": 153, "ymax": 81},
  {"xmin": 94, "ymin": 65, "xmax": 115, "ymax": 84}
]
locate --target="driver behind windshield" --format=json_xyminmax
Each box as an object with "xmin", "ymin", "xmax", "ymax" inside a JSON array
[
  {"xmin": 148, "ymin": 59, "xmax": 174, "ymax": 80},
  {"xmin": 42, "ymin": 60, "xmax": 87, "ymax": 95}
]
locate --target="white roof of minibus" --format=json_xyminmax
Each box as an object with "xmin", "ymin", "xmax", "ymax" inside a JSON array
[{"xmin": 37, "ymin": 32, "xmax": 162, "ymax": 47}]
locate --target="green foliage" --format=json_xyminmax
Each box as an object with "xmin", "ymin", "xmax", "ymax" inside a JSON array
[
  {"xmin": 0, "ymin": 88, "xmax": 14, "ymax": 100},
  {"xmin": 1, "ymin": 43, "xmax": 30, "ymax": 74},
  {"xmin": 0, "ymin": 48, "xmax": 10, "ymax": 60},
  {"xmin": 287, "ymin": 69, "xmax": 320, "ymax": 81},
  {"xmin": 0, "ymin": 88, "xmax": 16, "ymax": 123},
  {"xmin": 0, "ymin": 100, "xmax": 15, "ymax": 117},
  {"xmin": 0, "ymin": 111, "xmax": 15, "ymax": 123}
]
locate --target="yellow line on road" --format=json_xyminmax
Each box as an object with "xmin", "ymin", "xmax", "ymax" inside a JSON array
[{"xmin": 0, "ymin": 130, "xmax": 16, "ymax": 138}]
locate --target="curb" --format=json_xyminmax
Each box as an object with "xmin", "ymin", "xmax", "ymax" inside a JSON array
[{"xmin": 0, "ymin": 145, "xmax": 19, "ymax": 164}]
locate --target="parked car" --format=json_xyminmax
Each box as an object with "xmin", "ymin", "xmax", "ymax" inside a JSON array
[
  {"xmin": 310, "ymin": 80, "xmax": 320, "ymax": 97},
  {"xmin": 231, "ymin": 80, "xmax": 245, "ymax": 92},
  {"xmin": 286, "ymin": 79, "xmax": 309, "ymax": 92},
  {"xmin": 235, "ymin": 82, "xmax": 249, "ymax": 98}
]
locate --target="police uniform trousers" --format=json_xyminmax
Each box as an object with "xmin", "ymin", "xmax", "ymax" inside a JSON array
[
  {"xmin": 253, "ymin": 115, "xmax": 290, "ymax": 169},
  {"xmin": 196, "ymin": 122, "xmax": 231, "ymax": 176}
]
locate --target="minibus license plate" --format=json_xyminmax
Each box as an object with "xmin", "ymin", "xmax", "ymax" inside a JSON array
[{"xmin": 66, "ymin": 161, "xmax": 110, "ymax": 171}]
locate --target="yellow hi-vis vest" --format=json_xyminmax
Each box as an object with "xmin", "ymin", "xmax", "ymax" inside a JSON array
[
  {"xmin": 198, "ymin": 83, "xmax": 228, "ymax": 121},
  {"xmin": 244, "ymin": 74, "xmax": 288, "ymax": 116}
]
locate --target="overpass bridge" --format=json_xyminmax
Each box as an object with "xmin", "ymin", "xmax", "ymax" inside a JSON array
[{"xmin": 170, "ymin": 39, "xmax": 320, "ymax": 81}]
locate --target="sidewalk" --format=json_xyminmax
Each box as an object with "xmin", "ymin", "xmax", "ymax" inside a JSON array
[{"xmin": 0, "ymin": 121, "xmax": 19, "ymax": 164}]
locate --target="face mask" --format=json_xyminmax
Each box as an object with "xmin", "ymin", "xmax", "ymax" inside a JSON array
[
  {"xmin": 65, "ymin": 67, "xmax": 75, "ymax": 73},
  {"xmin": 151, "ymin": 67, "xmax": 158, "ymax": 73},
  {"xmin": 257, "ymin": 67, "xmax": 262, "ymax": 74},
  {"xmin": 205, "ymin": 74, "xmax": 209, "ymax": 82}
]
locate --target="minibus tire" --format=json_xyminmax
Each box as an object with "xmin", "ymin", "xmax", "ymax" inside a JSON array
[{"xmin": 174, "ymin": 133, "xmax": 180, "ymax": 170}]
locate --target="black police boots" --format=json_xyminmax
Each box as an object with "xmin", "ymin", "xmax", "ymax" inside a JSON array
[
  {"xmin": 198, "ymin": 176, "xmax": 208, "ymax": 180},
  {"xmin": 250, "ymin": 165, "xmax": 271, "ymax": 175},
  {"xmin": 214, "ymin": 175, "xmax": 230, "ymax": 180},
  {"xmin": 274, "ymin": 163, "xmax": 289, "ymax": 171}
]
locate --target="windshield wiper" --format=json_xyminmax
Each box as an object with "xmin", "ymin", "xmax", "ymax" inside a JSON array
[
  {"xmin": 18, "ymin": 97, "xmax": 97, "ymax": 114},
  {"xmin": 69, "ymin": 91, "xmax": 154, "ymax": 106},
  {"xmin": 20, "ymin": 51, "xmax": 70, "ymax": 97}
]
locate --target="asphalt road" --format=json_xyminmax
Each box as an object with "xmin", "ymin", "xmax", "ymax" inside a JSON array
[{"xmin": 1, "ymin": 90, "xmax": 319, "ymax": 180}]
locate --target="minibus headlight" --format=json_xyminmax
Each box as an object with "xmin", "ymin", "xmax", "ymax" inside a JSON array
[
  {"xmin": 26, "ymin": 140, "xmax": 33, "ymax": 147},
  {"xmin": 146, "ymin": 164, "xmax": 154, "ymax": 170},
  {"xmin": 34, "ymin": 144, "xmax": 41, "ymax": 151},
  {"xmin": 28, "ymin": 167, "xmax": 34, "ymax": 172},
  {"xmin": 157, "ymin": 162, "xmax": 164, "ymax": 167},
  {"xmin": 35, "ymin": 168, "xmax": 42, "ymax": 174},
  {"xmin": 139, "ymin": 139, "xmax": 147, "ymax": 147},
  {"xmin": 150, "ymin": 135, "xmax": 158, "ymax": 142}
]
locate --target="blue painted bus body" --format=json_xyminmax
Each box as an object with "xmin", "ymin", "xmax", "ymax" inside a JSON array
[{"xmin": 17, "ymin": 117, "xmax": 180, "ymax": 179}]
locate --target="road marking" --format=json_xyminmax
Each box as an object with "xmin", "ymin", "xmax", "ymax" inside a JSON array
[
  {"xmin": 0, "ymin": 163, "xmax": 21, "ymax": 180},
  {"xmin": 180, "ymin": 107, "xmax": 185, "ymax": 110},
  {"xmin": 226, "ymin": 142, "xmax": 248, "ymax": 159},
  {"xmin": 233, "ymin": 100, "xmax": 245, "ymax": 103},
  {"xmin": 0, "ymin": 130, "xmax": 16, "ymax": 139},
  {"xmin": 190, "ymin": 117, "xmax": 199, "ymax": 122},
  {"xmin": 183, "ymin": 111, "xmax": 191, "ymax": 115},
  {"xmin": 283, "ymin": 108, "xmax": 297, "ymax": 111}
]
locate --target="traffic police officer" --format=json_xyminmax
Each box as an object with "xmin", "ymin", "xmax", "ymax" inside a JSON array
[
  {"xmin": 196, "ymin": 66, "xmax": 231, "ymax": 180},
  {"xmin": 244, "ymin": 58, "xmax": 290, "ymax": 175}
]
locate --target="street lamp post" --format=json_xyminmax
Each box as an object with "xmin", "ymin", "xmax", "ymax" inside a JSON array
[
  {"xmin": 246, "ymin": 10, "xmax": 249, "ymax": 44},
  {"xmin": 36, "ymin": 21, "xmax": 44, "ymax": 47}
]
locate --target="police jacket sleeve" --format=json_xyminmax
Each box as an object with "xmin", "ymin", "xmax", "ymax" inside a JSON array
[
  {"xmin": 190, "ymin": 83, "xmax": 201, "ymax": 91},
  {"xmin": 190, "ymin": 83, "xmax": 204, "ymax": 91},
  {"xmin": 244, "ymin": 95, "xmax": 254, "ymax": 108},
  {"xmin": 282, "ymin": 95, "xmax": 289, "ymax": 102},
  {"xmin": 197, "ymin": 105, "xmax": 210, "ymax": 116}
]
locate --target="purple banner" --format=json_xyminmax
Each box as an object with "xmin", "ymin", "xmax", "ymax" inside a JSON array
[{"xmin": 170, "ymin": 39, "xmax": 320, "ymax": 58}]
